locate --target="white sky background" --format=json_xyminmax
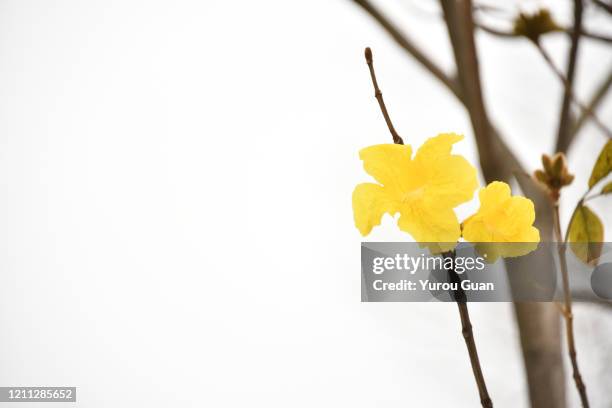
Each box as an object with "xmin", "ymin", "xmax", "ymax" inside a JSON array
[{"xmin": 0, "ymin": 0, "xmax": 611, "ymax": 407}]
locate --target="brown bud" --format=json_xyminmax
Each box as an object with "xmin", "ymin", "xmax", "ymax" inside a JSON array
[
  {"xmin": 534, "ymin": 151, "xmax": 574, "ymax": 199},
  {"xmin": 513, "ymin": 9, "xmax": 561, "ymax": 43}
]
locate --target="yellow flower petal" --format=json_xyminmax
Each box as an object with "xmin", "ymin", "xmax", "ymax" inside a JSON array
[
  {"xmin": 397, "ymin": 203, "xmax": 461, "ymax": 244},
  {"xmin": 352, "ymin": 134, "xmax": 479, "ymax": 243},
  {"xmin": 463, "ymin": 181, "xmax": 540, "ymax": 260},
  {"xmin": 359, "ymin": 144, "xmax": 412, "ymax": 194},
  {"xmin": 476, "ymin": 181, "xmax": 511, "ymax": 214},
  {"xmin": 352, "ymin": 183, "xmax": 398, "ymax": 236},
  {"xmin": 415, "ymin": 133, "xmax": 478, "ymax": 207},
  {"xmin": 415, "ymin": 133, "xmax": 464, "ymax": 159}
]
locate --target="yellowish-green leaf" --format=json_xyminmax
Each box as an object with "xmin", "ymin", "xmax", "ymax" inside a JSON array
[
  {"xmin": 602, "ymin": 181, "xmax": 612, "ymax": 195},
  {"xmin": 589, "ymin": 140, "xmax": 612, "ymax": 188},
  {"xmin": 568, "ymin": 205, "xmax": 604, "ymax": 265}
]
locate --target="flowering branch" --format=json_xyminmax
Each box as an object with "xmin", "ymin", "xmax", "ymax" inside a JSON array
[{"xmin": 362, "ymin": 48, "xmax": 493, "ymax": 407}]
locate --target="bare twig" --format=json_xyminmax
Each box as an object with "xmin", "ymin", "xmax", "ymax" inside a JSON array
[
  {"xmin": 535, "ymin": 42, "xmax": 612, "ymax": 140},
  {"xmin": 556, "ymin": 0, "xmax": 584, "ymax": 154},
  {"xmin": 444, "ymin": 251, "xmax": 493, "ymax": 408},
  {"xmin": 363, "ymin": 48, "xmax": 403, "ymax": 144},
  {"xmin": 570, "ymin": 68, "xmax": 612, "ymax": 139},
  {"xmin": 553, "ymin": 203, "xmax": 590, "ymax": 408},
  {"xmin": 353, "ymin": 0, "xmax": 462, "ymax": 100}
]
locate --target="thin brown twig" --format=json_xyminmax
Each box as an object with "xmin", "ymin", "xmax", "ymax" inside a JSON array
[
  {"xmin": 553, "ymin": 203, "xmax": 590, "ymax": 408},
  {"xmin": 364, "ymin": 48, "xmax": 403, "ymax": 144},
  {"xmin": 535, "ymin": 41, "xmax": 612, "ymax": 140},
  {"xmin": 444, "ymin": 251, "xmax": 493, "ymax": 408}
]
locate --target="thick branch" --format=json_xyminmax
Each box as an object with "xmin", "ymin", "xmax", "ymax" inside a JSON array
[
  {"xmin": 364, "ymin": 47, "xmax": 404, "ymax": 144},
  {"xmin": 556, "ymin": 0, "xmax": 584, "ymax": 154}
]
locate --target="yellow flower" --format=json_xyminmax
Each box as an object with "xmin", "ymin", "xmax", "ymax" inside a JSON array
[
  {"xmin": 462, "ymin": 181, "xmax": 540, "ymax": 260},
  {"xmin": 352, "ymin": 133, "xmax": 478, "ymax": 246}
]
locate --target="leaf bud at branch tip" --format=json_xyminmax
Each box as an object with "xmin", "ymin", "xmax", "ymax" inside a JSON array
[{"xmin": 364, "ymin": 47, "xmax": 372, "ymax": 64}]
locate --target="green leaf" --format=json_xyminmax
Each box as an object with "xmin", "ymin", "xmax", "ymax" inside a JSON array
[
  {"xmin": 602, "ymin": 181, "xmax": 612, "ymax": 195},
  {"xmin": 588, "ymin": 140, "xmax": 612, "ymax": 188},
  {"xmin": 568, "ymin": 205, "xmax": 604, "ymax": 265}
]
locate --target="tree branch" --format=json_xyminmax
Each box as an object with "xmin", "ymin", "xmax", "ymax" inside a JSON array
[
  {"xmin": 352, "ymin": 0, "xmax": 462, "ymax": 100},
  {"xmin": 556, "ymin": 0, "xmax": 584, "ymax": 154},
  {"xmin": 364, "ymin": 48, "xmax": 404, "ymax": 144}
]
